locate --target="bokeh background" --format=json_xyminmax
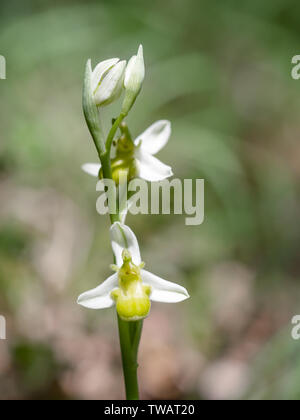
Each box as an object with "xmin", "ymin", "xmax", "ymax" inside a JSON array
[{"xmin": 1, "ymin": 0, "xmax": 300, "ymax": 400}]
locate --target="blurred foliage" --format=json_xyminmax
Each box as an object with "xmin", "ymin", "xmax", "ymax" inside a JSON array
[
  {"xmin": 0, "ymin": 0, "xmax": 300, "ymax": 400},
  {"xmin": 12, "ymin": 341, "xmax": 61, "ymax": 397}
]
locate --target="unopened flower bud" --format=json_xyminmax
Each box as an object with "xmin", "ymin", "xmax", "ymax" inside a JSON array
[
  {"xmin": 122, "ymin": 45, "xmax": 145, "ymax": 114},
  {"xmin": 93, "ymin": 59, "xmax": 126, "ymax": 106}
]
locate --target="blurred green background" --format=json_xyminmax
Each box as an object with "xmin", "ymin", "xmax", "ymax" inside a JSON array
[{"xmin": 1, "ymin": 0, "xmax": 300, "ymax": 400}]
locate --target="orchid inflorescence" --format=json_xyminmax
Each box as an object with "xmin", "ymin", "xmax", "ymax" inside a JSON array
[{"xmin": 78, "ymin": 45, "xmax": 189, "ymax": 399}]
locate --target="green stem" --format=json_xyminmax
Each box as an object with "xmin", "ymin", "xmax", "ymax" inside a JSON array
[
  {"xmin": 100, "ymin": 152, "xmax": 118, "ymax": 224},
  {"xmin": 106, "ymin": 112, "xmax": 126, "ymax": 154},
  {"xmin": 130, "ymin": 320, "xmax": 143, "ymax": 355},
  {"xmin": 117, "ymin": 316, "xmax": 142, "ymax": 400}
]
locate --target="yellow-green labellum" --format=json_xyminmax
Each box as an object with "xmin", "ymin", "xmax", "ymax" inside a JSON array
[{"xmin": 111, "ymin": 249, "xmax": 151, "ymax": 321}]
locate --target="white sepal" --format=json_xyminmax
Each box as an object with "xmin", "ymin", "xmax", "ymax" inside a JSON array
[
  {"xmin": 110, "ymin": 222, "xmax": 141, "ymax": 267},
  {"xmin": 81, "ymin": 163, "xmax": 101, "ymax": 177},
  {"xmin": 91, "ymin": 58, "xmax": 119, "ymax": 94},
  {"xmin": 141, "ymin": 270, "xmax": 189, "ymax": 303},
  {"xmin": 136, "ymin": 149, "xmax": 173, "ymax": 181},
  {"xmin": 77, "ymin": 273, "xmax": 118, "ymax": 309},
  {"xmin": 135, "ymin": 120, "xmax": 171, "ymax": 155},
  {"xmin": 94, "ymin": 60, "xmax": 126, "ymax": 106}
]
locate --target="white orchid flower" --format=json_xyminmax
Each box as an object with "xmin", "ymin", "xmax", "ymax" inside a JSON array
[
  {"xmin": 77, "ymin": 222, "xmax": 189, "ymax": 321},
  {"xmin": 122, "ymin": 45, "xmax": 145, "ymax": 114},
  {"xmin": 82, "ymin": 120, "xmax": 173, "ymax": 182},
  {"xmin": 91, "ymin": 57, "xmax": 126, "ymax": 107}
]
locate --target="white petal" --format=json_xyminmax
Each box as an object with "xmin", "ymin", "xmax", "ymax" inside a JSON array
[
  {"xmin": 110, "ymin": 222, "xmax": 141, "ymax": 267},
  {"xmin": 77, "ymin": 273, "xmax": 118, "ymax": 309},
  {"xmin": 81, "ymin": 163, "xmax": 101, "ymax": 177},
  {"xmin": 135, "ymin": 120, "xmax": 171, "ymax": 155},
  {"xmin": 91, "ymin": 58, "xmax": 119, "ymax": 93},
  {"xmin": 94, "ymin": 60, "xmax": 126, "ymax": 106},
  {"xmin": 141, "ymin": 270, "xmax": 189, "ymax": 303},
  {"xmin": 136, "ymin": 150, "xmax": 173, "ymax": 181}
]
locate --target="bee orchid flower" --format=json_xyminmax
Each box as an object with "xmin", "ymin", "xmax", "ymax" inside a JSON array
[
  {"xmin": 77, "ymin": 222, "xmax": 189, "ymax": 321},
  {"xmin": 82, "ymin": 119, "xmax": 173, "ymax": 182}
]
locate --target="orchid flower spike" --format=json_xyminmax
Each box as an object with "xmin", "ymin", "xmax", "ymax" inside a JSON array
[
  {"xmin": 82, "ymin": 120, "xmax": 173, "ymax": 182},
  {"xmin": 91, "ymin": 57, "xmax": 126, "ymax": 107},
  {"xmin": 77, "ymin": 222, "xmax": 189, "ymax": 321},
  {"xmin": 122, "ymin": 45, "xmax": 145, "ymax": 114}
]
